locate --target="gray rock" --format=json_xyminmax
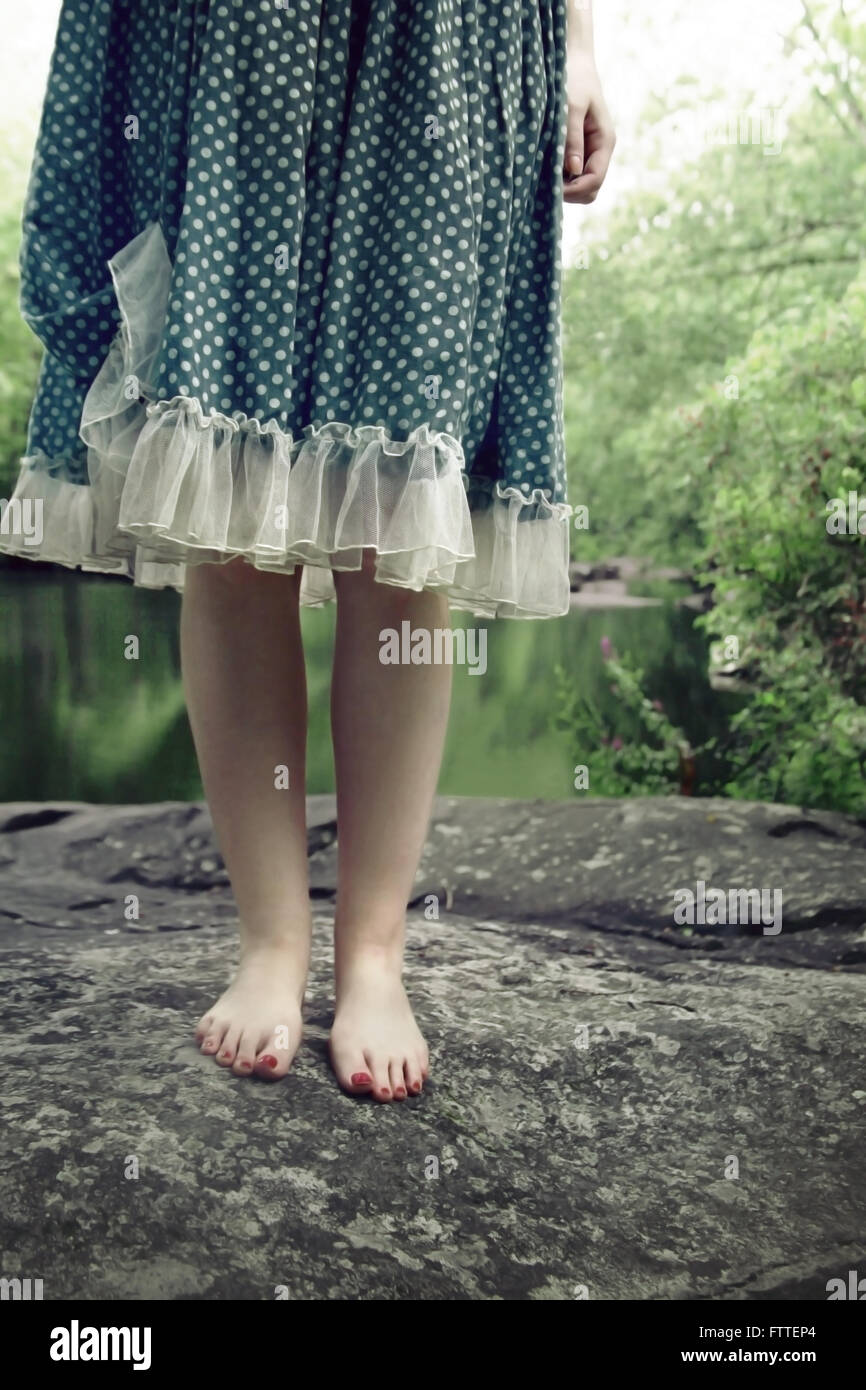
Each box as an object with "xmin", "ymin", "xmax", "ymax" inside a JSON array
[{"xmin": 0, "ymin": 796, "xmax": 864, "ymax": 1300}]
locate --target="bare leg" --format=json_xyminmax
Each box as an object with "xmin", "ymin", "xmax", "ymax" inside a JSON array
[
  {"xmin": 182, "ymin": 559, "xmax": 311, "ymax": 1079},
  {"xmin": 329, "ymin": 555, "xmax": 452, "ymax": 1101}
]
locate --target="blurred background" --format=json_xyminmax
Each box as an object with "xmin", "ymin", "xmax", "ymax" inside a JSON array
[{"xmin": 1, "ymin": 0, "xmax": 863, "ymax": 810}]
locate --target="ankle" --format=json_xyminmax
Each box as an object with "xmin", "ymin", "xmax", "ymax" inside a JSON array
[
  {"xmin": 238, "ymin": 926, "xmax": 310, "ymax": 962},
  {"xmin": 334, "ymin": 934, "xmax": 405, "ymax": 982}
]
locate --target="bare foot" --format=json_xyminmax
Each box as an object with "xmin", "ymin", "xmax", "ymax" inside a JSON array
[
  {"xmin": 195, "ymin": 941, "xmax": 307, "ymax": 1080},
  {"xmin": 329, "ymin": 949, "xmax": 429, "ymax": 1102}
]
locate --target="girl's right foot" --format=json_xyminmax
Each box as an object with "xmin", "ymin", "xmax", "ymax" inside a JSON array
[{"xmin": 195, "ymin": 940, "xmax": 308, "ymax": 1080}]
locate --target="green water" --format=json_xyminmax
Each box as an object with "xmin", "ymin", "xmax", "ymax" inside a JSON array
[{"xmin": 0, "ymin": 565, "xmax": 730, "ymax": 803}]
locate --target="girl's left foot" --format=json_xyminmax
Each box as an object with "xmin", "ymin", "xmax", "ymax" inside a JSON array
[{"xmin": 329, "ymin": 949, "xmax": 429, "ymax": 1102}]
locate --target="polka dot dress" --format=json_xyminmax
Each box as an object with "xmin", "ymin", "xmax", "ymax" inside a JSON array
[{"xmin": 1, "ymin": 0, "xmax": 572, "ymax": 617}]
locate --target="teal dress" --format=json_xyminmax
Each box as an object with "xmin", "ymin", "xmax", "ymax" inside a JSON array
[{"xmin": 1, "ymin": 0, "xmax": 572, "ymax": 617}]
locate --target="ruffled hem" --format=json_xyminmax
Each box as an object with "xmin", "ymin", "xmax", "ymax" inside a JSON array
[{"xmin": 0, "ymin": 223, "xmax": 573, "ymax": 618}]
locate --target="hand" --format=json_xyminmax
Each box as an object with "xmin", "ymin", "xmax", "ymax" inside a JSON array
[{"xmin": 562, "ymin": 51, "xmax": 616, "ymax": 204}]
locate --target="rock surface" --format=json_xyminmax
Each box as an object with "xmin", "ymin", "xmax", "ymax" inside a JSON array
[{"xmin": 1, "ymin": 795, "xmax": 864, "ymax": 1301}]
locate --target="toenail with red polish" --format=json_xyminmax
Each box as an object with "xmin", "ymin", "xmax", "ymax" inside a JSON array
[
  {"xmin": 395, "ymin": 1088, "xmax": 406, "ymax": 1098},
  {"xmin": 221, "ymin": 1051, "xmax": 231, "ymax": 1059},
  {"xmin": 261, "ymin": 1055, "xmax": 278, "ymax": 1069},
  {"xmin": 351, "ymin": 1072, "xmax": 372, "ymax": 1085},
  {"xmin": 380, "ymin": 1089, "xmax": 391, "ymax": 1098}
]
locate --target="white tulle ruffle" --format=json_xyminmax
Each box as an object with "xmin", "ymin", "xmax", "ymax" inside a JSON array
[{"xmin": 0, "ymin": 223, "xmax": 572, "ymax": 618}]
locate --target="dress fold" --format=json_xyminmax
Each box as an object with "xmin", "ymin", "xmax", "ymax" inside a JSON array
[{"xmin": 1, "ymin": 0, "xmax": 572, "ymax": 619}]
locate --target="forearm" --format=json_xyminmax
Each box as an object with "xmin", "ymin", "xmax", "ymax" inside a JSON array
[{"xmin": 566, "ymin": 0, "xmax": 595, "ymax": 57}]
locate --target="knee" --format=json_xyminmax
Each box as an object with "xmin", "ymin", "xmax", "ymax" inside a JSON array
[
  {"xmin": 333, "ymin": 548, "xmax": 382, "ymax": 594},
  {"xmin": 195, "ymin": 557, "xmax": 300, "ymax": 592},
  {"xmin": 216, "ymin": 557, "xmax": 266, "ymax": 588},
  {"xmin": 356, "ymin": 548, "xmax": 379, "ymax": 580}
]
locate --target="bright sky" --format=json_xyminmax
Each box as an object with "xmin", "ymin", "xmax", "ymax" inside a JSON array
[{"xmin": 0, "ymin": 0, "xmax": 812, "ymax": 255}]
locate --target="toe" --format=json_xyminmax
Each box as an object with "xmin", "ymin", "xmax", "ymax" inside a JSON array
[
  {"xmin": 216, "ymin": 1025, "xmax": 242, "ymax": 1067},
  {"xmin": 389, "ymin": 1059, "xmax": 407, "ymax": 1100},
  {"xmin": 195, "ymin": 1013, "xmax": 214, "ymax": 1044},
  {"xmin": 201, "ymin": 1019, "xmax": 228, "ymax": 1055},
  {"xmin": 329, "ymin": 1040, "xmax": 374, "ymax": 1094},
  {"xmin": 368, "ymin": 1054, "xmax": 392, "ymax": 1103},
  {"xmin": 254, "ymin": 1027, "xmax": 294, "ymax": 1080},
  {"xmin": 404, "ymin": 1056, "xmax": 423, "ymax": 1095},
  {"xmin": 232, "ymin": 1027, "xmax": 260, "ymax": 1076}
]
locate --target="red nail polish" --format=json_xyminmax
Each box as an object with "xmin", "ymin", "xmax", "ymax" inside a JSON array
[
  {"xmin": 261, "ymin": 1055, "xmax": 278, "ymax": 1069},
  {"xmin": 221, "ymin": 1051, "xmax": 231, "ymax": 1059},
  {"xmin": 380, "ymin": 1089, "xmax": 391, "ymax": 1098},
  {"xmin": 395, "ymin": 1087, "xmax": 406, "ymax": 1098},
  {"xmin": 351, "ymin": 1072, "xmax": 372, "ymax": 1085}
]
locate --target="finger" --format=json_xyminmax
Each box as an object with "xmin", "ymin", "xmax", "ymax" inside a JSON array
[
  {"xmin": 584, "ymin": 128, "xmax": 616, "ymax": 186},
  {"xmin": 564, "ymin": 173, "xmax": 602, "ymax": 203},
  {"xmin": 563, "ymin": 102, "xmax": 585, "ymax": 180},
  {"xmin": 563, "ymin": 143, "xmax": 614, "ymax": 204}
]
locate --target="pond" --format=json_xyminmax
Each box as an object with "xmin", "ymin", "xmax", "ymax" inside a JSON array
[{"xmin": 0, "ymin": 563, "xmax": 739, "ymax": 803}]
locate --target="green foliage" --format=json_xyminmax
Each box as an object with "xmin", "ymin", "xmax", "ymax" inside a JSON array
[
  {"xmin": 563, "ymin": 2, "xmax": 866, "ymax": 565},
  {"xmin": 691, "ymin": 264, "xmax": 866, "ymax": 813},
  {"xmin": 556, "ymin": 0, "xmax": 866, "ymax": 813},
  {"xmin": 553, "ymin": 641, "xmax": 690, "ymax": 795}
]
